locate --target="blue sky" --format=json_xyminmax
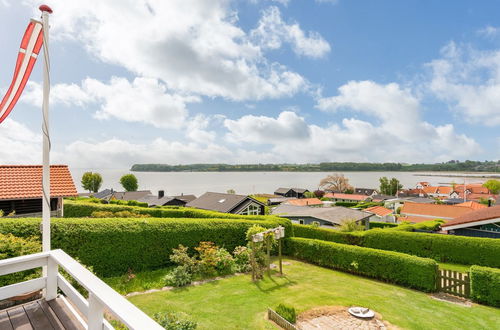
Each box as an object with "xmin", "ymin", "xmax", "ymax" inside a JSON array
[{"xmin": 1, "ymin": 0, "xmax": 500, "ymax": 168}]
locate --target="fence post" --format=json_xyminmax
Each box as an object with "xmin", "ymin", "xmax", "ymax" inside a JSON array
[
  {"xmin": 45, "ymin": 255, "xmax": 58, "ymax": 300},
  {"xmin": 88, "ymin": 293, "xmax": 104, "ymax": 330}
]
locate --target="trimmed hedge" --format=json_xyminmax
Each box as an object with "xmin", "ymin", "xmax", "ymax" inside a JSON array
[
  {"xmin": 284, "ymin": 237, "xmax": 438, "ymax": 292},
  {"xmin": 292, "ymin": 224, "xmax": 362, "ymax": 245},
  {"xmin": 368, "ymin": 221, "xmax": 398, "ymax": 229},
  {"xmin": 64, "ymin": 200, "xmax": 283, "ymax": 222},
  {"xmin": 292, "ymin": 225, "xmax": 500, "ymax": 268},
  {"xmin": 361, "ymin": 230, "xmax": 500, "ymax": 268},
  {"xmin": 0, "ymin": 217, "xmax": 289, "ymax": 276},
  {"xmin": 470, "ymin": 266, "xmax": 500, "ymax": 307}
]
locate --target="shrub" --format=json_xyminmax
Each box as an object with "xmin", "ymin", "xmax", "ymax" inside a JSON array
[
  {"xmin": 164, "ymin": 266, "xmax": 193, "ymax": 287},
  {"xmin": 368, "ymin": 221, "xmax": 398, "ymax": 229},
  {"xmin": 214, "ymin": 248, "xmax": 236, "ymax": 275},
  {"xmin": 275, "ymin": 304, "xmax": 297, "ymax": 324},
  {"xmin": 361, "ymin": 229, "xmax": 500, "ymax": 267},
  {"xmin": 0, "ymin": 233, "xmax": 41, "ymax": 286},
  {"xmin": 153, "ymin": 311, "xmax": 197, "ymax": 330},
  {"xmin": 292, "ymin": 224, "xmax": 362, "ymax": 245},
  {"xmin": 90, "ymin": 211, "xmax": 114, "ymax": 218},
  {"xmin": 389, "ymin": 219, "xmax": 444, "ymax": 232},
  {"xmin": 170, "ymin": 245, "xmax": 198, "ymax": 274},
  {"xmin": 0, "ymin": 217, "xmax": 286, "ymax": 276},
  {"xmin": 333, "ymin": 201, "xmax": 358, "ymax": 207},
  {"xmin": 285, "ymin": 237, "xmax": 438, "ymax": 291},
  {"xmin": 233, "ymin": 246, "xmax": 252, "ymax": 273},
  {"xmin": 470, "ymin": 266, "xmax": 500, "ymax": 307},
  {"xmin": 338, "ymin": 219, "xmax": 365, "ymax": 232}
]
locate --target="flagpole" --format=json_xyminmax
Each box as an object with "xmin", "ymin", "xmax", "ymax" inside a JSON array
[{"xmin": 40, "ymin": 4, "xmax": 52, "ymax": 253}]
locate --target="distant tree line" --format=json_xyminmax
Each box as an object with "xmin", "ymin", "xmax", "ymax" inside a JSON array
[{"xmin": 131, "ymin": 160, "xmax": 500, "ymax": 172}]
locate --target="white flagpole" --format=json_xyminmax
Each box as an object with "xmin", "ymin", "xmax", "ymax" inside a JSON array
[{"xmin": 40, "ymin": 5, "xmax": 52, "ymax": 253}]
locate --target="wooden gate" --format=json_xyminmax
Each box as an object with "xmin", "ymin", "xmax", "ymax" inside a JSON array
[{"xmin": 437, "ymin": 269, "xmax": 470, "ymax": 298}]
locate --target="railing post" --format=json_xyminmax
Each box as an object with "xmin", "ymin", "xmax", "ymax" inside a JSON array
[
  {"xmin": 88, "ymin": 293, "xmax": 104, "ymax": 330},
  {"xmin": 45, "ymin": 255, "xmax": 58, "ymax": 300}
]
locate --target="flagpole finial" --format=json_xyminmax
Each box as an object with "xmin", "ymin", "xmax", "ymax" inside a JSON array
[{"xmin": 39, "ymin": 4, "xmax": 53, "ymax": 14}]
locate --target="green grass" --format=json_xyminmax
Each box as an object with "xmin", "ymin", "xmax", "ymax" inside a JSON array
[
  {"xmin": 104, "ymin": 267, "xmax": 173, "ymax": 295},
  {"xmin": 128, "ymin": 258, "xmax": 499, "ymax": 329},
  {"xmin": 438, "ymin": 262, "xmax": 471, "ymax": 273}
]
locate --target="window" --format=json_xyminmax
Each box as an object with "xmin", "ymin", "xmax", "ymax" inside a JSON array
[
  {"xmin": 299, "ymin": 219, "xmax": 304, "ymax": 225},
  {"xmin": 240, "ymin": 203, "xmax": 260, "ymax": 215}
]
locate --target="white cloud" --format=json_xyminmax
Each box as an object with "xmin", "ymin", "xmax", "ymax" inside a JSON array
[
  {"xmin": 0, "ymin": 119, "xmax": 41, "ymax": 164},
  {"xmin": 477, "ymin": 25, "xmax": 500, "ymax": 39},
  {"xmin": 24, "ymin": 0, "xmax": 308, "ymax": 101},
  {"xmin": 251, "ymin": 6, "xmax": 331, "ymax": 58},
  {"xmin": 23, "ymin": 77, "xmax": 199, "ymax": 128},
  {"xmin": 315, "ymin": 0, "xmax": 339, "ymax": 4},
  {"xmin": 428, "ymin": 42, "xmax": 500, "ymax": 125}
]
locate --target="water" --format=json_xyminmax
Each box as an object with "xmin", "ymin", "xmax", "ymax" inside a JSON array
[{"xmin": 70, "ymin": 169, "xmax": 497, "ymax": 196}]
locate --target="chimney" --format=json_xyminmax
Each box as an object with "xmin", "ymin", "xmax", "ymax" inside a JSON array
[
  {"xmin": 488, "ymin": 199, "xmax": 492, "ymax": 207},
  {"xmin": 158, "ymin": 190, "xmax": 165, "ymax": 198}
]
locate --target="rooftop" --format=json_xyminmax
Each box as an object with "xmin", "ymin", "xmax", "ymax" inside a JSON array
[
  {"xmin": 0, "ymin": 165, "xmax": 77, "ymax": 200},
  {"xmin": 442, "ymin": 206, "xmax": 500, "ymax": 229},
  {"xmin": 401, "ymin": 202, "xmax": 476, "ymax": 220},
  {"xmin": 272, "ymin": 204, "xmax": 371, "ymax": 225},
  {"xmin": 285, "ymin": 198, "xmax": 323, "ymax": 206},
  {"xmin": 365, "ymin": 205, "xmax": 393, "ymax": 216}
]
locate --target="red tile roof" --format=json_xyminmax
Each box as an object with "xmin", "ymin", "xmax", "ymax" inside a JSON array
[
  {"xmin": 401, "ymin": 202, "xmax": 475, "ymax": 220},
  {"xmin": 365, "ymin": 206, "xmax": 393, "ymax": 216},
  {"xmin": 442, "ymin": 206, "xmax": 500, "ymax": 228},
  {"xmin": 456, "ymin": 201, "xmax": 487, "ymax": 210},
  {"xmin": 285, "ymin": 198, "xmax": 323, "ymax": 206},
  {"xmin": 0, "ymin": 165, "xmax": 78, "ymax": 200},
  {"xmin": 422, "ymin": 186, "xmax": 438, "ymax": 194},
  {"xmin": 325, "ymin": 193, "xmax": 369, "ymax": 201}
]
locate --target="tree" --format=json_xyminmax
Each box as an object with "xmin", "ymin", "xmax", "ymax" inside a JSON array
[
  {"xmin": 483, "ymin": 179, "xmax": 500, "ymax": 194},
  {"xmin": 319, "ymin": 174, "xmax": 353, "ymax": 193},
  {"xmin": 81, "ymin": 172, "xmax": 103, "ymax": 193},
  {"xmin": 120, "ymin": 174, "xmax": 138, "ymax": 192},
  {"xmin": 226, "ymin": 189, "xmax": 236, "ymax": 194},
  {"xmin": 379, "ymin": 177, "xmax": 402, "ymax": 196},
  {"xmin": 313, "ymin": 190, "xmax": 325, "ymax": 198},
  {"xmin": 303, "ymin": 191, "xmax": 315, "ymax": 198}
]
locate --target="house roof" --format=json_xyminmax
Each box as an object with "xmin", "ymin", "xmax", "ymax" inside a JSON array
[
  {"xmin": 285, "ymin": 198, "xmax": 323, "ymax": 206},
  {"xmin": 401, "ymin": 202, "xmax": 476, "ymax": 220},
  {"xmin": 137, "ymin": 195, "xmax": 187, "ymax": 207},
  {"xmin": 456, "ymin": 201, "xmax": 487, "ymax": 210},
  {"xmin": 112, "ymin": 190, "xmax": 152, "ymax": 201},
  {"xmin": 0, "ymin": 165, "xmax": 78, "ymax": 200},
  {"xmin": 186, "ymin": 192, "xmax": 264, "ymax": 213},
  {"xmin": 272, "ymin": 204, "xmax": 371, "ymax": 225},
  {"xmin": 371, "ymin": 194, "xmax": 396, "ymax": 202},
  {"xmin": 354, "ymin": 188, "xmax": 376, "ymax": 195},
  {"xmin": 365, "ymin": 206, "xmax": 393, "ymax": 216},
  {"xmin": 274, "ymin": 188, "xmax": 291, "ymax": 194},
  {"xmin": 93, "ymin": 189, "xmax": 113, "ymax": 199},
  {"xmin": 442, "ymin": 206, "xmax": 500, "ymax": 229},
  {"xmin": 173, "ymin": 194, "xmax": 197, "ymax": 203},
  {"xmin": 436, "ymin": 186, "xmax": 452, "ymax": 195},
  {"xmin": 324, "ymin": 193, "xmax": 369, "ymax": 201},
  {"xmin": 422, "ymin": 186, "xmax": 438, "ymax": 194}
]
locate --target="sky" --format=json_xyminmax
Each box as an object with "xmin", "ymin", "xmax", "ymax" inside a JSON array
[{"xmin": 1, "ymin": 0, "xmax": 500, "ymax": 168}]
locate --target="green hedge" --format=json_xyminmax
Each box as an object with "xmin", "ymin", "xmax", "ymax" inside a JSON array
[
  {"xmin": 0, "ymin": 217, "xmax": 288, "ymax": 276},
  {"xmin": 64, "ymin": 200, "xmax": 282, "ymax": 222},
  {"xmin": 361, "ymin": 230, "xmax": 500, "ymax": 268},
  {"xmin": 332, "ymin": 201, "xmax": 358, "ymax": 207},
  {"xmin": 470, "ymin": 266, "xmax": 500, "ymax": 307},
  {"xmin": 284, "ymin": 237, "xmax": 438, "ymax": 292},
  {"xmin": 292, "ymin": 224, "xmax": 500, "ymax": 268},
  {"xmin": 292, "ymin": 224, "xmax": 362, "ymax": 245},
  {"xmin": 368, "ymin": 221, "xmax": 398, "ymax": 229}
]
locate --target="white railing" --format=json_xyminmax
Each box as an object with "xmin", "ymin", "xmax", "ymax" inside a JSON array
[{"xmin": 0, "ymin": 250, "xmax": 163, "ymax": 330}]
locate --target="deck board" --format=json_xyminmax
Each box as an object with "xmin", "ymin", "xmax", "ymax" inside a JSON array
[{"xmin": 0, "ymin": 298, "xmax": 83, "ymax": 330}]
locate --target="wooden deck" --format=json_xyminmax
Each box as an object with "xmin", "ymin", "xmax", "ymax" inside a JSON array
[{"xmin": 0, "ymin": 298, "xmax": 84, "ymax": 330}]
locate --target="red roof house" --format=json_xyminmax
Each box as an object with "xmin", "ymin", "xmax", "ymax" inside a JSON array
[
  {"xmin": 400, "ymin": 202, "xmax": 477, "ymax": 223},
  {"xmin": 441, "ymin": 206, "xmax": 500, "ymax": 238},
  {"xmin": 0, "ymin": 165, "xmax": 77, "ymax": 216}
]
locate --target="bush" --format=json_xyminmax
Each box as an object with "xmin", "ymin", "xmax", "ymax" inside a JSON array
[
  {"xmin": 333, "ymin": 201, "xmax": 358, "ymax": 207},
  {"xmin": 275, "ymin": 304, "xmax": 297, "ymax": 324},
  {"xmin": 164, "ymin": 266, "xmax": 193, "ymax": 287},
  {"xmin": 338, "ymin": 219, "xmax": 365, "ymax": 232},
  {"xmin": 389, "ymin": 219, "xmax": 444, "ymax": 232},
  {"xmin": 233, "ymin": 246, "xmax": 252, "ymax": 273},
  {"xmin": 470, "ymin": 266, "xmax": 500, "ymax": 307},
  {"xmin": 361, "ymin": 229, "xmax": 500, "ymax": 267},
  {"xmin": 284, "ymin": 237, "xmax": 438, "ymax": 291},
  {"xmin": 0, "ymin": 217, "xmax": 287, "ymax": 276},
  {"xmin": 368, "ymin": 221, "xmax": 398, "ymax": 229},
  {"xmin": 292, "ymin": 224, "xmax": 362, "ymax": 245},
  {"xmin": 0, "ymin": 233, "xmax": 41, "ymax": 286},
  {"xmin": 153, "ymin": 311, "xmax": 197, "ymax": 330}
]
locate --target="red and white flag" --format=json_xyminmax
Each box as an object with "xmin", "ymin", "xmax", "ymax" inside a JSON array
[{"xmin": 0, "ymin": 19, "xmax": 44, "ymax": 124}]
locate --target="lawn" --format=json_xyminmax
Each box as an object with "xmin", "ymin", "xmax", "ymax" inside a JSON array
[{"xmin": 127, "ymin": 258, "xmax": 499, "ymax": 329}]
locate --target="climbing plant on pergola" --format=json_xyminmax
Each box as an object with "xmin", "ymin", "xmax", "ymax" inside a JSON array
[{"xmin": 248, "ymin": 226, "xmax": 285, "ymax": 280}]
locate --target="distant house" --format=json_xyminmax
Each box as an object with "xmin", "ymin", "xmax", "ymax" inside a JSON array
[
  {"xmin": 371, "ymin": 194, "xmax": 396, "ymax": 202},
  {"xmin": 186, "ymin": 192, "xmax": 265, "ymax": 215},
  {"xmin": 354, "ymin": 188, "xmax": 377, "ymax": 196},
  {"xmin": 138, "ymin": 191, "xmax": 190, "ymax": 207},
  {"xmin": 385, "ymin": 196, "xmax": 435, "ymax": 210},
  {"xmin": 284, "ymin": 198, "xmax": 323, "ymax": 207},
  {"xmin": 93, "ymin": 188, "xmax": 114, "ymax": 200},
  {"xmin": 365, "ymin": 206, "xmax": 395, "ymax": 223},
  {"xmin": 267, "ymin": 197, "xmax": 294, "ymax": 206},
  {"xmin": 274, "ymin": 188, "xmax": 309, "ymax": 198},
  {"xmin": 173, "ymin": 194, "xmax": 197, "ymax": 204},
  {"xmin": 111, "ymin": 190, "xmax": 152, "ymax": 201},
  {"xmin": 416, "ymin": 182, "xmax": 430, "ymax": 189},
  {"xmin": 399, "ymin": 202, "xmax": 477, "ymax": 223},
  {"xmin": 272, "ymin": 204, "xmax": 371, "ymax": 227},
  {"xmin": 0, "ymin": 165, "xmax": 77, "ymax": 216},
  {"xmin": 324, "ymin": 192, "xmax": 370, "ymax": 203},
  {"xmin": 441, "ymin": 206, "xmax": 500, "ymax": 238}
]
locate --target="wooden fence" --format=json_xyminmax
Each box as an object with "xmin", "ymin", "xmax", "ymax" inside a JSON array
[
  {"xmin": 268, "ymin": 308, "xmax": 297, "ymax": 330},
  {"xmin": 437, "ymin": 269, "xmax": 470, "ymax": 298}
]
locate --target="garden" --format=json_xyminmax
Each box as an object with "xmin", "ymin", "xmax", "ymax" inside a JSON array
[{"xmin": 0, "ymin": 199, "xmax": 499, "ymax": 329}]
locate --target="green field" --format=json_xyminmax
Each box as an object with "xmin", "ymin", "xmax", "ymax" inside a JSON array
[{"xmin": 127, "ymin": 258, "xmax": 499, "ymax": 329}]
